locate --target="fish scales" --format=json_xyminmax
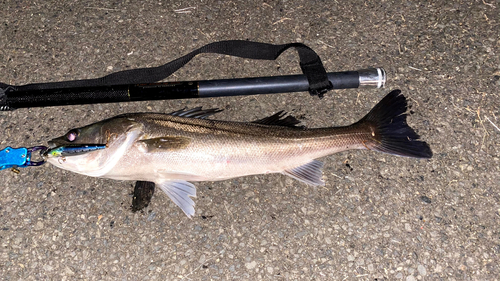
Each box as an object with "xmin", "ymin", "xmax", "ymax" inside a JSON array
[
  {"xmin": 109, "ymin": 121, "xmax": 353, "ymax": 179},
  {"xmin": 119, "ymin": 115, "xmax": 367, "ymax": 178}
]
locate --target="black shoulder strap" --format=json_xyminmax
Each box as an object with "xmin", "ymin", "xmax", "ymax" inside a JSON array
[{"xmin": 16, "ymin": 40, "xmax": 333, "ymax": 96}]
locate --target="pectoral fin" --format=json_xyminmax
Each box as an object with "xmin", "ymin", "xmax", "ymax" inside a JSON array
[
  {"xmin": 157, "ymin": 180, "xmax": 197, "ymax": 218},
  {"xmin": 138, "ymin": 136, "xmax": 190, "ymax": 153},
  {"xmin": 282, "ymin": 160, "xmax": 325, "ymax": 186}
]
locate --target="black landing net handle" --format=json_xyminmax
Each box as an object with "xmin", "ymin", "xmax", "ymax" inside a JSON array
[
  {"xmin": 0, "ymin": 40, "xmax": 386, "ymax": 111},
  {"xmin": 0, "ymin": 68, "xmax": 385, "ymax": 111}
]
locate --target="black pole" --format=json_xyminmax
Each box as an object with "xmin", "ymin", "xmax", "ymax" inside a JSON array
[{"xmin": 0, "ymin": 68, "xmax": 385, "ymax": 111}]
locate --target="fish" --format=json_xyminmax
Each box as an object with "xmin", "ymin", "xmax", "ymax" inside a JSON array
[{"xmin": 44, "ymin": 90, "xmax": 432, "ymax": 217}]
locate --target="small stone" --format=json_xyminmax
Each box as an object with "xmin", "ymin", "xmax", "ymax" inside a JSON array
[
  {"xmin": 295, "ymin": 230, "xmax": 308, "ymax": 238},
  {"xmin": 367, "ymin": 264, "xmax": 375, "ymax": 272},
  {"xmin": 347, "ymin": 255, "xmax": 355, "ymax": 261},
  {"xmin": 406, "ymin": 275, "xmax": 416, "ymax": 281},
  {"xmin": 64, "ymin": 266, "xmax": 74, "ymax": 276},
  {"xmin": 267, "ymin": 267, "xmax": 274, "ymax": 274},
  {"xmin": 420, "ymin": 196, "xmax": 431, "ymax": 204},
  {"xmin": 147, "ymin": 212, "xmax": 156, "ymax": 221},
  {"xmin": 245, "ymin": 261, "xmax": 257, "ymax": 270},
  {"xmin": 35, "ymin": 221, "xmax": 44, "ymax": 230},
  {"xmin": 405, "ymin": 223, "xmax": 412, "ymax": 232},
  {"xmin": 199, "ymin": 255, "xmax": 206, "ymax": 264},
  {"xmin": 417, "ymin": 264, "xmax": 427, "ymax": 276}
]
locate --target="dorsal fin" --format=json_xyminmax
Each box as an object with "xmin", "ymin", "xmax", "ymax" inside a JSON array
[
  {"xmin": 252, "ymin": 111, "xmax": 304, "ymax": 128},
  {"xmin": 169, "ymin": 107, "xmax": 223, "ymax": 119}
]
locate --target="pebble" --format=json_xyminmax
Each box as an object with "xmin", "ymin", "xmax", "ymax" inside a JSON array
[
  {"xmin": 35, "ymin": 221, "xmax": 44, "ymax": 230},
  {"xmin": 405, "ymin": 223, "xmax": 412, "ymax": 232},
  {"xmin": 367, "ymin": 264, "xmax": 374, "ymax": 272},
  {"xmin": 64, "ymin": 266, "xmax": 75, "ymax": 276},
  {"xmin": 147, "ymin": 212, "xmax": 156, "ymax": 221},
  {"xmin": 420, "ymin": 196, "xmax": 432, "ymax": 203},
  {"xmin": 295, "ymin": 230, "xmax": 308, "ymax": 238},
  {"xmin": 245, "ymin": 261, "xmax": 257, "ymax": 270},
  {"xmin": 417, "ymin": 264, "xmax": 427, "ymax": 276},
  {"xmin": 406, "ymin": 275, "xmax": 416, "ymax": 281}
]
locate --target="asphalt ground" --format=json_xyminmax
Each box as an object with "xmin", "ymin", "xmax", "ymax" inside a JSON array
[{"xmin": 1, "ymin": 0, "xmax": 499, "ymax": 280}]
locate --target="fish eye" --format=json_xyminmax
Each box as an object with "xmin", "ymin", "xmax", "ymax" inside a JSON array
[{"xmin": 66, "ymin": 130, "xmax": 78, "ymax": 142}]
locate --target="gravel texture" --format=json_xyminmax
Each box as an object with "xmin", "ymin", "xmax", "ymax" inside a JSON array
[{"xmin": 1, "ymin": 0, "xmax": 499, "ymax": 280}]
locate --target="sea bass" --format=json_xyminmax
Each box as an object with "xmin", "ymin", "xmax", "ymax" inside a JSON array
[{"xmin": 44, "ymin": 90, "xmax": 432, "ymax": 217}]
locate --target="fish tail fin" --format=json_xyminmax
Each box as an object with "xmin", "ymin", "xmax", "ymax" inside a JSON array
[{"xmin": 359, "ymin": 90, "xmax": 432, "ymax": 158}]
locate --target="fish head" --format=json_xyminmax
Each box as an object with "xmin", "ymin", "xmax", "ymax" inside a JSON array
[{"xmin": 45, "ymin": 116, "xmax": 142, "ymax": 176}]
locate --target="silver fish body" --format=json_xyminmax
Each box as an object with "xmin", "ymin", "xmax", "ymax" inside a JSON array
[{"xmin": 46, "ymin": 90, "xmax": 432, "ymax": 217}]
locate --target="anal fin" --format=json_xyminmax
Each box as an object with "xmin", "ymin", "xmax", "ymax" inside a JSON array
[
  {"xmin": 157, "ymin": 180, "xmax": 197, "ymax": 218},
  {"xmin": 282, "ymin": 160, "xmax": 325, "ymax": 186}
]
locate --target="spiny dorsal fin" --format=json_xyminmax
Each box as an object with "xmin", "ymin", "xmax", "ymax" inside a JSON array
[
  {"xmin": 169, "ymin": 107, "xmax": 223, "ymax": 119},
  {"xmin": 252, "ymin": 111, "xmax": 304, "ymax": 128}
]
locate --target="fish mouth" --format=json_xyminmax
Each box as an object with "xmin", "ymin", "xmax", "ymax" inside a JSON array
[
  {"xmin": 47, "ymin": 139, "xmax": 73, "ymax": 149},
  {"xmin": 47, "ymin": 141, "xmax": 57, "ymax": 149}
]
